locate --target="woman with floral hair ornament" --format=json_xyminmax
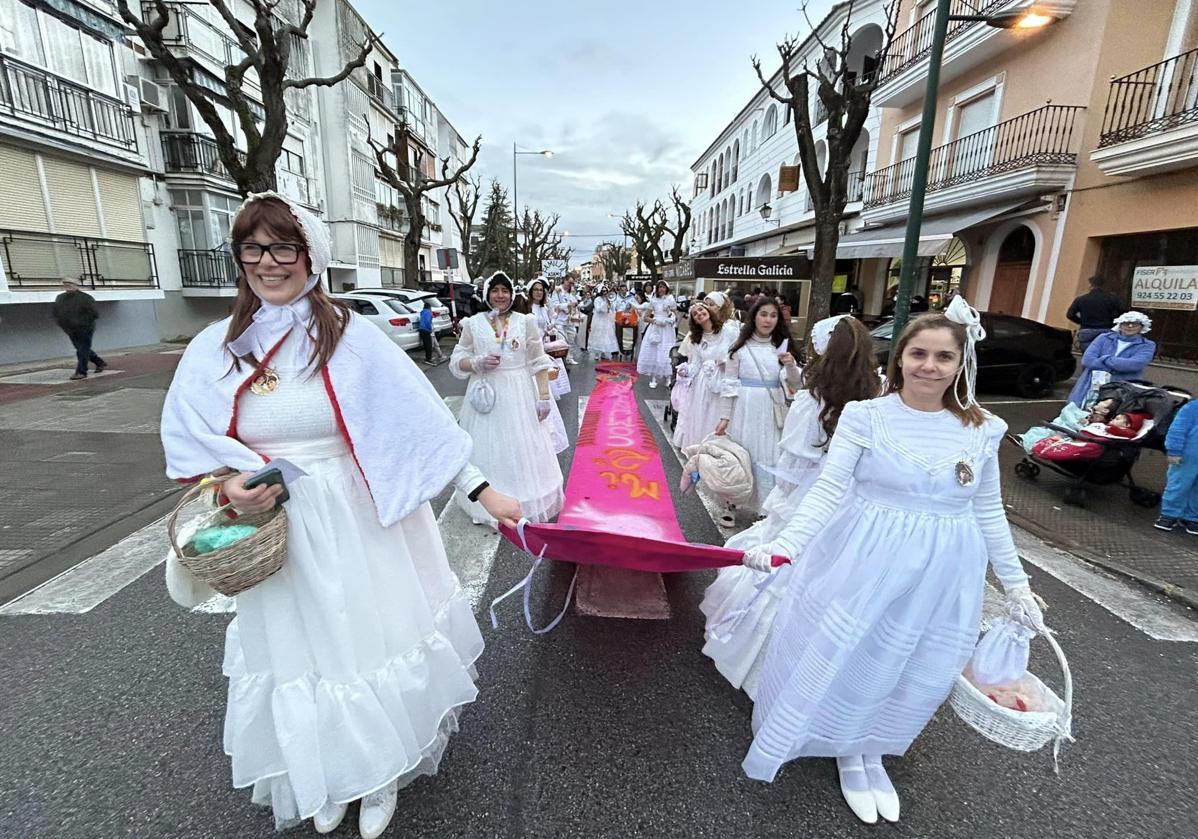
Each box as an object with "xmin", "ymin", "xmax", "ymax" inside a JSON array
[
  {"xmin": 738, "ymin": 297, "xmax": 1047, "ymax": 825},
  {"xmin": 159, "ymin": 193, "xmax": 522, "ymax": 837},
  {"xmin": 701, "ymin": 315, "xmax": 880, "ymax": 698},
  {"xmin": 451, "ymin": 272, "xmax": 564, "ymax": 525},
  {"xmin": 637, "ymin": 279, "xmax": 678, "ymax": 388}
]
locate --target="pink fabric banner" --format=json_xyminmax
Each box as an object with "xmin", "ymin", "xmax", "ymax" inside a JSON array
[{"xmin": 498, "ymin": 363, "xmax": 786, "ymax": 572}]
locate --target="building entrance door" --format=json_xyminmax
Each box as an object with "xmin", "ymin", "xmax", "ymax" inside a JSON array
[{"xmin": 989, "ymin": 226, "xmax": 1036, "ymax": 316}]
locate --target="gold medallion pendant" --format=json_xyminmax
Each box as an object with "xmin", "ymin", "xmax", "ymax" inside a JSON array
[
  {"xmin": 510, "ymin": 338, "xmax": 520, "ymax": 350},
  {"xmin": 955, "ymin": 459, "xmax": 975, "ymax": 487},
  {"xmin": 250, "ymin": 367, "xmax": 280, "ymax": 396}
]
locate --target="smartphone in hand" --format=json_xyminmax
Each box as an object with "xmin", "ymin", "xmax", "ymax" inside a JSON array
[{"xmin": 242, "ymin": 467, "xmax": 289, "ymax": 507}]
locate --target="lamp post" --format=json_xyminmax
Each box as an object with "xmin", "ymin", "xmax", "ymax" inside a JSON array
[
  {"xmin": 512, "ymin": 144, "xmax": 553, "ymax": 280},
  {"xmin": 890, "ymin": 2, "xmax": 1062, "ymax": 337}
]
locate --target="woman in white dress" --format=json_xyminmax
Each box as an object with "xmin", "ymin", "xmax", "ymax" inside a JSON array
[
  {"xmin": 714, "ymin": 297, "xmax": 802, "ymax": 517},
  {"xmin": 159, "ymin": 193, "xmax": 522, "ymax": 837},
  {"xmin": 631, "ymin": 287, "xmax": 652, "ymax": 363},
  {"xmin": 526, "ymin": 278, "xmax": 570, "ymax": 453},
  {"xmin": 671, "ymin": 302, "xmax": 733, "ymax": 450},
  {"xmin": 637, "ymin": 280, "xmax": 678, "ymax": 388},
  {"xmin": 704, "ymin": 290, "xmax": 739, "ymax": 340},
  {"xmin": 701, "ymin": 315, "xmax": 881, "ymax": 700},
  {"xmin": 550, "ymin": 278, "xmax": 581, "ymax": 365},
  {"xmin": 588, "ymin": 284, "xmax": 619, "ymax": 360},
  {"xmin": 738, "ymin": 300, "xmax": 1047, "ymax": 825},
  {"xmin": 452, "ymin": 272, "xmax": 565, "ymax": 524}
]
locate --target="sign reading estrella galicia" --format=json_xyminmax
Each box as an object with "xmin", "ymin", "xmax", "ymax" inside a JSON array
[{"xmin": 694, "ymin": 256, "xmax": 811, "ymax": 280}]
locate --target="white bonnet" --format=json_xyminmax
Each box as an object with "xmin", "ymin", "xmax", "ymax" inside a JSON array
[
  {"xmin": 232, "ymin": 191, "xmax": 331, "ymax": 276},
  {"xmin": 1112, "ymin": 311, "xmax": 1152, "ymax": 334},
  {"xmin": 810, "ymin": 315, "xmax": 850, "ymax": 356}
]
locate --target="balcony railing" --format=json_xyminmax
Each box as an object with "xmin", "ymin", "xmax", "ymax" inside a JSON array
[
  {"xmin": 879, "ymin": 0, "xmax": 1014, "ymax": 85},
  {"xmin": 865, "ymin": 105, "xmax": 1083, "ymax": 209},
  {"xmin": 0, "ymin": 229, "xmax": 158, "ymax": 289},
  {"xmin": 0, "ymin": 53, "xmax": 137, "ymax": 152},
  {"xmin": 161, "ymin": 132, "xmax": 246, "ymax": 181},
  {"xmin": 366, "ymin": 74, "xmax": 394, "ymax": 110},
  {"xmin": 1098, "ymin": 46, "xmax": 1198, "ymax": 148},
  {"xmin": 376, "ymin": 203, "xmax": 405, "ymax": 232},
  {"xmin": 178, "ymin": 248, "xmax": 238, "ymax": 288},
  {"xmin": 146, "ymin": 1, "xmax": 238, "ymax": 67}
]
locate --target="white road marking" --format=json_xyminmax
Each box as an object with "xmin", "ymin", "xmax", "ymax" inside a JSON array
[
  {"xmin": 645, "ymin": 399, "xmax": 738, "ymax": 537},
  {"xmin": 980, "ymin": 399, "xmax": 1067, "ymax": 405},
  {"xmin": 0, "ymin": 515, "xmax": 171, "ymax": 615},
  {"xmin": 1012, "ymin": 529, "xmax": 1198, "ymax": 642}
]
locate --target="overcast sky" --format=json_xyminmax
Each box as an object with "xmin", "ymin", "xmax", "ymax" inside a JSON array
[{"xmin": 355, "ymin": 0, "xmax": 835, "ymax": 264}]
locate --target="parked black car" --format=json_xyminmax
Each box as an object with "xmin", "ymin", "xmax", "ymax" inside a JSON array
[
  {"xmin": 871, "ymin": 312, "xmax": 1076, "ymax": 398},
  {"xmin": 419, "ymin": 280, "xmax": 484, "ymax": 317}
]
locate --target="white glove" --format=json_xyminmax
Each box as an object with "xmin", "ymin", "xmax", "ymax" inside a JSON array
[
  {"xmin": 1006, "ymin": 585, "xmax": 1047, "ymax": 633},
  {"xmin": 741, "ymin": 544, "xmax": 777, "ymax": 574},
  {"xmin": 472, "ymin": 354, "xmax": 501, "ymax": 373},
  {"xmin": 675, "ymin": 364, "xmax": 691, "ymax": 379},
  {"xmin": 535, "ymin": 399, "xmax": 552, "ymax": 421}
]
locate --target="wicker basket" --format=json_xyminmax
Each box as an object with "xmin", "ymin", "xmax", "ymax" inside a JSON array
[
  {"xmin": 544, "ymin": 338, "xmax": 570, "ymax": 359},
  {"xmin": 167, "ymin": 476, "xmax": 289, "ymax": 596},
  {"xmin": 949, "ymin": 626, "xmax": 1073, "ymax": 764}
]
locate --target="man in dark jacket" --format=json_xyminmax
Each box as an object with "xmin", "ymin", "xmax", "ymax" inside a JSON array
[
  {"xmin": 1067, "ymin": 275, "xmax": 1125, "ymax": 352},
  {"xmin": 52, "ymin": 278, "xmax": 106, "ymax": 380}
]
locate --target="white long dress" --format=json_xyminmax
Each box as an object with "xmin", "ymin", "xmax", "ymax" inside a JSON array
[
  {"xmin": 227, "ymin": 343, "xmax": 484, "ymax": 829},
  {"xmin": 588, "ymin": 296, "xmax": 619, "ymax": 356},
  {"xmin": 451, "ymin": 312, "xmax": 564, "ymax": 523},
  {"xmin": 632, "ymin": 299, "xmax": 652, "ymax": 362},
  {"xmin": 531, "ymin": 302, "xmax": 571, "ymax": 399},
  {"xmin": 743, "ymin": 394, "xmax": 1030, "ymax": 781},
  {"xmin": 550, "ymin": 289, "xmax": 580, "ymax": 357},
  {"xmin": 700, "ymin": 389, "xmax": 827, "ymax": 698},
  {"xmin": 636, "ymin": 295, "xmax": 677, "ymax": 379},
  {"xmin": 671, "ymin": 326, "xmax": 736, "ymax": 450},
  {"xmin": 720, "ymin": 338, "xmax": 802, "ymax": 512}
]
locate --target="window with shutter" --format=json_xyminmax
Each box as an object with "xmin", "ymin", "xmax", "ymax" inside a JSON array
[{"xmin": 43, "ymin": 156, "xmax": 101, "ymax": 236}]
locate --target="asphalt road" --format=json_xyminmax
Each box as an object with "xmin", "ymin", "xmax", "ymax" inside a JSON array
[{"xmin": 0, "ymin": 357, "xmax": 1196, "ymax": 839}]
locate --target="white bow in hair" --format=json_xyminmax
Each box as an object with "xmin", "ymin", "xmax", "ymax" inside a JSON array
[
  {"xmin": 226, "ymin": 274, "xmax": 320, "ymax": 368},
  {"xmin": 810, "ymin": 314, "xmax": 850, "ymax": 356},
  {"xmin": 943, "ymin": 295, "xmax": 986, "ymax": 410}
]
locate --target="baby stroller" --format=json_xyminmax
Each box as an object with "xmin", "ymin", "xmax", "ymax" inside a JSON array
[
  {"xmin": 1010, "ymin": 381, "xmax": 1191, "ymax": 508},
  {"xmin": 661, "ymin": 341, "xmax": 686, "ymax": 432}
]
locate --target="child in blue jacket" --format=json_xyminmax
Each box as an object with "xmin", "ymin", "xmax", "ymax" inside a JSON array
[{"xmin": 1157, "ymin": 398, "xmax": 1198, "ymax": 533}]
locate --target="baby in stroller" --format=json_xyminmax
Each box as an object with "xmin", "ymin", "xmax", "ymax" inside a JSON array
[{"xmin": 1030, "ymin": 409, "xmax": 1154, "ymax": 462}]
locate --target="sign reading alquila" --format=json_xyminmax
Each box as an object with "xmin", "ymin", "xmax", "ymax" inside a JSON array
[
  {"xmin": 1131, "ymin": 265, "xmax": 1198, "ymax": 311},
  {"xmin": 694, "ymin": 256, "xmax": 810, "ymax": 281}
]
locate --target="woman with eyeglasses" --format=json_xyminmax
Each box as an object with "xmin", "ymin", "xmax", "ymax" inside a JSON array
[{"xmin": 160, "ymin": 193, "xmax": 521, "ymax": 837}]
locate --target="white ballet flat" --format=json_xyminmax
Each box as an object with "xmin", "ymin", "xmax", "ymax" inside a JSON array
[
  {"xmin": 841, "ymin": 785, "xmax": 878, "ymax": 824},
  {"xmin": 873, "ymin": 787, "xmax": 901, "ymax": 823},
  {"xmin": 312, "ymin": 800, "xmax": 347, "ymax": 834},
  {"xmin": 358, "ymin": 784, "xmax": 397, "ymax": 839},
  {"xmin": 649, "ymin": 379, "xmax": 658, "ymax": 388}
]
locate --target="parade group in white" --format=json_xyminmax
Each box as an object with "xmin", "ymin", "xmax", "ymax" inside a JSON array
[{"xmin": 159, "ymin": 193, "xmax": 1046, "ymax": 834}]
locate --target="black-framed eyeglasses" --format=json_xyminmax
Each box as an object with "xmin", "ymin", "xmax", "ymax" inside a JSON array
[{"xmin": 234, "ymin": 242, "xmax": 307, "ymax": 265}]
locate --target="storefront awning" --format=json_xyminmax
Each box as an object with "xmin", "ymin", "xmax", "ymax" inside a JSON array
[{"xmin": 833, "ymin": 202, "xmax": 1034, "ymax": 260}]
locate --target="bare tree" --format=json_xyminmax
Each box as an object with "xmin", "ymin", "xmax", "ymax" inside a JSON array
[
  {"xmin": 517, "ymin": 209, "xmax": 561, "ymax": 278},
  {"xmin": 117, "ymin": 0, "xmax": 376, "ymax": 195},
  {"xmin": 752, "ymin": 0, "xmax": 899, "ymax": 318},
  {"xmin": 597, "ymin": 241, "xmax": 631, "ymax": 284},
  {"xmin": 620, "ymin": 201, "xmax": 669, "ymax": 277},
  {"xmin": 447, "ymin": 174, "xmax": 482, "ymax": 279},
  {"xmin": 372, "ymin": 123, "xmax": 481, "ymax": 289},
  {"xmin": 662, "ymin": 186, "xmax": 693, "ymax": 262}
]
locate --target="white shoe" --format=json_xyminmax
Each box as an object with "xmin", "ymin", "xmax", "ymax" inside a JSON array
[
  {"xmin": 837, "ymin": 756, "xmax": 878, "ymax": 825},
  {"xmin": 312, "ymin": 800, "xmax": 347, "ymax": 834},
  {"xmin": 865, "ymin": 757, "xmax": 900, "ymax": 823},
  {"xmin": 358, "ymin": 783, "xmax": 397, "ymax": 839},
  {"xmin": 566, "ymin": 357, "xmax": 578, "ymax": 366},
  {"xmin": 649, "ymin": 378, "xmax": 658, "ymax": 389}
]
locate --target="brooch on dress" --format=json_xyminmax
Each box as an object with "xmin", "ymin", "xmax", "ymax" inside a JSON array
[
  {"xmin": 955, "ymin": 458, "xmax": 976, "ymax": 487},
  {"xmin": 250, "ymin": 366, "xmax": 279, "ymax": 396},
  {"xmin": 510, "ymin": 338, "xmax": 520, "ymax": 350}
]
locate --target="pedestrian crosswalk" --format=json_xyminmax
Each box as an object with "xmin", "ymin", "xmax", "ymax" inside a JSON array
[{"xmin": 2, "ymin": 387, "xmax": 1196, "ymax": 643}]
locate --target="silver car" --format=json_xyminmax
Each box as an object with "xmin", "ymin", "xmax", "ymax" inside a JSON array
[{"xmin": 332, "ymin": 292, "xmax": 421, "ymax": 350}]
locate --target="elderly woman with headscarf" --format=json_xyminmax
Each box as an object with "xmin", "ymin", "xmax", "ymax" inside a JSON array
[
  {"xmin": 1068, "ymin": 310, "xmax": 1157, "ymax": 407},
  {"xmin": 451, "ymin": 271, "xmax": 565, "ymax": 524},
  {"xmin": 159, "ymin": 193, "xmax": 521, "ymax": 837}
]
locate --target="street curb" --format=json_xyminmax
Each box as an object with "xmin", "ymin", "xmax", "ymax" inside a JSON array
[{"xmin": 1008, "ymin": 509, "xmax": 1198, "ymax": 611}]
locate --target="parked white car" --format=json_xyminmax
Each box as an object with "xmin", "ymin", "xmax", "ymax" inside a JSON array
[
  {"xmin": 332, "ymin": 292, "xmax": 420, "ymax": 350},
  {"xmin": 355, "ymin": 288, "xmax": 453, "ymax": 336}
]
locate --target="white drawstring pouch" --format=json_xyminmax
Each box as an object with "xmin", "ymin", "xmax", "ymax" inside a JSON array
[{"xmin": 468, "ymin": 376, "xmax": 496, "ymax": 414}]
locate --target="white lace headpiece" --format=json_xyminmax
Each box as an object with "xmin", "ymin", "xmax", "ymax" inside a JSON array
[
  {"xmin": 944, "ymin": 295, "xmax": 986, "ymax": 410},
  {"xmin": 483, "ymin": 271, "xmax": 515, "ymax": 315},
  {"xmin": 1112, "ymin": 311, "xmax": 1152, "ymax": 334},
  {"xmin": 810, "ymin": 315, "xmax": 850, "ymax": 356}
]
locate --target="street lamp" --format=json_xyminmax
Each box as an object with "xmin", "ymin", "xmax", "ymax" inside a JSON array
[
  {"xmin": 513, "ymin": 144, "xmax": 553, "ymax": 280},
  {"xmin": 759, "ymin": 203, "xmax": 780, "ymax": 227},
  {"xmin": 891, "ymin": 0, "xmax": 1063, "ymax": 337}
]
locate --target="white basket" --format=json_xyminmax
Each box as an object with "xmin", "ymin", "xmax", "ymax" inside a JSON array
[{"xmin": 949, "ymin": 627, "xmax": 1073, "ymax": 770}]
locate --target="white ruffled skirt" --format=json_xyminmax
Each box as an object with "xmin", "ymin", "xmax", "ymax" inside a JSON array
[
  {"xmin": 456, "ymin": 367, "xmax": 564, "ymax": 524},
  {"xmin": 221, "ymin": 441, "xmax": 484, "ymax": 830},
  {"xmin": 636, "ymin": 321, "xmax": 676, "ymax": 378},
  {"xmin": 589, "ymin": 312, "xmax": 618, "ymax": 354},
  {"xmin": 671, "ymin": 363, "xmax": 725, "ymax": 451},
  {"xmin": 726, "ymin": 385, "xmax": 784, "ymax": 512}
]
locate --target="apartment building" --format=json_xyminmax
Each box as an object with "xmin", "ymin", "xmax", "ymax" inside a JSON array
[
  {"xmin": 0, "ymin": 0, "xmax": 162, "ymax": 363},
  {"xmin": 687, "ymin": 0, "xmax": 887, "ymax": 308}
]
